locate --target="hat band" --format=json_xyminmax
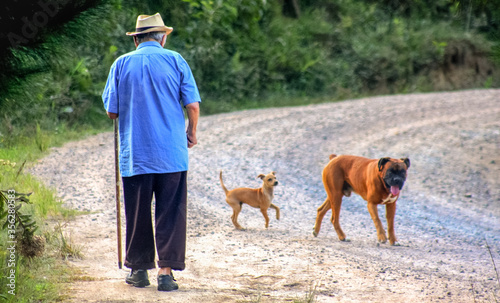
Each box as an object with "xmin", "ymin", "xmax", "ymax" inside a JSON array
[{"xmin": 135, "ymin": 26, "xmax": 163, "ymax": 32}]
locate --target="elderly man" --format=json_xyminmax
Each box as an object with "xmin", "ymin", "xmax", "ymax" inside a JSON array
[{"xmin": 102, "ymin": 13, "xmax": 201, "ymax": 292}]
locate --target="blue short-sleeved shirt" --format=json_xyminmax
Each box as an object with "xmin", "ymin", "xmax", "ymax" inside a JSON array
[{"xmin": 102, "ymin": 41, "xmax": 201, "ymax": 177}]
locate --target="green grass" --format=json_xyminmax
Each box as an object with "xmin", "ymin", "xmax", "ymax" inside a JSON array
[
  {"xmin": 0, "ymin": 254, "xmax": 75, "ymax": 302},
  {"xmin": 0, "ymin": 125, "xmax": 104, "ymax": 302}
]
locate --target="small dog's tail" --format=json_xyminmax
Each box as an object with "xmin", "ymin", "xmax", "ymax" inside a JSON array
[
  {"xmin": 219, "ymin": 170, "xmax": 229, "ymax": 195},
  {"xmin": 329, "ymin": 154, "xmax": 338, "ymax": 160}
]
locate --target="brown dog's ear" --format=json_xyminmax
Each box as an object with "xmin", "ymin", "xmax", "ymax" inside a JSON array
[
  {"xmin": 401, "ymin": 157, "xmax": 410, "ymax": 169},
  {"xmin": 257, "ymin": 174, "xmax": 265, "ymax": 180},
  {"xmin": 271, "ymin": 171, "xmax": 276, "ymax": 175},
  {"xmin": 378, "ymin": 157, "xmax": 391, "ymax": 171}
]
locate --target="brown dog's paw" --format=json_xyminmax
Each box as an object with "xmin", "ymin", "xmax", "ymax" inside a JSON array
[
  {"xmin": 340, "ymin": 238, "xmax": 351, "ymax": 242},
  {"xmin": 390, "ymin": 241, "xmax": 401, "ymax": 246}
]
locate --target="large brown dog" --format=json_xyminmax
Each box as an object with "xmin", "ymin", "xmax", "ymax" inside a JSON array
[
  {"xmin": 313, "ymin": 154, "xmax": 410, "ymax": 245},
  {"xmin": 220, "ymin": 171, "xmax": 280, "ymax": 230}
]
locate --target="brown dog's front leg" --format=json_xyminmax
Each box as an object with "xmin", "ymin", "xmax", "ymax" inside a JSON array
[
  {"xmin": 367, "ymin": 202, "xmax": 387, "ymax": 243},
  {"xmin": 385, "ymin": 202, "xmax": 399, "ymax": 245}
]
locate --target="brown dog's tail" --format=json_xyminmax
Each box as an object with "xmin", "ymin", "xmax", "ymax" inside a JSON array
[
  {"xmin": 219, "ymin": 170, "xmax": 229, "ymax": 195},
  {"xmin": 329, "ymin": 154, "xmax": 338, "ymax": 160}
]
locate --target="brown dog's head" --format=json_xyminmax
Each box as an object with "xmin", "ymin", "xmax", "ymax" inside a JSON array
[
  {"xmin": 378, "ymin": 157, "xmax": 410, "ymax": 196},
  {"xmin": 257, "ymin": 171, "xmax": 279, "ymax": 187}
]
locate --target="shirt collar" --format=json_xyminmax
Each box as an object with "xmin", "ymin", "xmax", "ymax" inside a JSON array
[{"xmin": 137, "ymin": 41, "xmax": 163, "ymax": 50}]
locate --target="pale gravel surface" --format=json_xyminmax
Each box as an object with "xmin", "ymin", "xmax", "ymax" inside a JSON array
[{"xmin": 29, "ymin": 89, "xmax": 500, "ymax": 302}]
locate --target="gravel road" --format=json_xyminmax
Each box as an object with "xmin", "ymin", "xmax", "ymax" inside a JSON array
[{"xmin": 30, "ymin": 89, "xmax": 500, "ymax": 302}]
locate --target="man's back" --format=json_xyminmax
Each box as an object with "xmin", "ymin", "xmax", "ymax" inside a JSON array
[{"xmin": 103, "ymin": 41, "xmax": 201, "ymax": 177}]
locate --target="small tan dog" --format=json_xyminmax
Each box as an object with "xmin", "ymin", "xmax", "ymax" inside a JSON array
[{"xmin": 220, "ymin": 171, "xmax": 280, "ymax": 230}]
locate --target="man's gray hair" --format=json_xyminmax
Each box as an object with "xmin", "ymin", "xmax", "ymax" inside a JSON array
[{"xmin": 135, "ymin": 31, "xmax": 166, "ymax": 44}]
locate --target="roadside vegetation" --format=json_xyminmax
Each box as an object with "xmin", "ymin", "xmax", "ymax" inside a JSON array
[
  {"xmin": 0, "ymin": 130, "xmax": 92, "ymax": 302},
  {"xmin": 0, "ymin": 0, "xmax": 499, "ymax": 301}
]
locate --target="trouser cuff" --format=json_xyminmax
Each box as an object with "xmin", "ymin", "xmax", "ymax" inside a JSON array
[
  {"xmin": 157, "ymin": 260, "xmax": 185, "ymax": 271},
  {"xmin": 125, "ymin": 261, "xmax": 156, "ymax": 270}
]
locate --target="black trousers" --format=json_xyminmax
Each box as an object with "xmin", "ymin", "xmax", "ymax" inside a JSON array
[{"xmin": 122, "ymin": 172, "xmax": 187, "ymax": 271}]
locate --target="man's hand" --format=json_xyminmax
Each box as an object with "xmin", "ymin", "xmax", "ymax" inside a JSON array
[
  {"xmin": 187, "ymin": 133, "xmax": 197, "ymax": 148},
  {"xmin": 107, "ymin": 112, "xmax": 118, "ymax": 119},
  {"xmin": 185, "ymin": 102, "xmax": 200, "ymax": 149}
]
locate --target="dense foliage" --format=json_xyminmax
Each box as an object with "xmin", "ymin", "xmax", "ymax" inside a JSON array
[{"xmin": 0, "ymin": 0, "xmax": 499, "ymax": 145}]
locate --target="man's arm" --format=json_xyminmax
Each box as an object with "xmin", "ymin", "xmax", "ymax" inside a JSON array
[
  {"xmin": 185, "ymin": 102, "xmax": 200, "ymax": 148},
  {"xmin": 102, "ymin": 60, "xmax": 119, "ymax": 118}
]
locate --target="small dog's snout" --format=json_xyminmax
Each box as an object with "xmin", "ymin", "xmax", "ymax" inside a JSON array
[{"xmin": 274, "ymin": 181, "xmax": 279, "ymax": 186}]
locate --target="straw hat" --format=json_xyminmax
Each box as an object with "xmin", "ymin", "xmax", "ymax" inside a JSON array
[{"xmin": 126, "ymin": 13, "xmax": 173, "ymax": 36}]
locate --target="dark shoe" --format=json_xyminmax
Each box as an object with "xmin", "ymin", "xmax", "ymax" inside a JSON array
[
  {"xmin": 158, "ymin": 273, "xmax": 178, "ymax": 291},
  {"xmin": 126, "ymin": 269, "xmax": 150, "ymax": 287}
]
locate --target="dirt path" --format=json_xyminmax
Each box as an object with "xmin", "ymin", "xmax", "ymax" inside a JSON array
[{"xmin": 30, "ymin": 89, "xmax": 500, "ymax": 302}]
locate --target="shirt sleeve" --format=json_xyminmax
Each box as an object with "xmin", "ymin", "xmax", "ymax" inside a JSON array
[
  {"xmin": 179, "ymin": 56, "xmax": 201, "ymax": 107},
  {"xmin": 102, "ymin": 60, "xmax": 119, "ymax": 114}
]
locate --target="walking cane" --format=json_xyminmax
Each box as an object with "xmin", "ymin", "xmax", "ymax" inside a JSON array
[{"xmin": 114, "ymin": 119, "xmax": 123, "ymax": 269}]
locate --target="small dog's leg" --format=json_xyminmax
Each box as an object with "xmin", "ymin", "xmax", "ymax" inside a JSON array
[
  {"xmin": 231, "ymin": 210, "xmax": 240, "ymax": 230},
  {"xmin": 229, "ymin": 201, "xmax": 245, "ymax": 230},
  {"xmin": 270, "ymin": 203, "xmax": 280, "ymax": 220},
  {"xmin": 261, "ymin": 208, "xmax": 270, "ymax": 228},
  {"xmin": 367, "ymin": 202, "xmax": 387, "ymax": 243}
]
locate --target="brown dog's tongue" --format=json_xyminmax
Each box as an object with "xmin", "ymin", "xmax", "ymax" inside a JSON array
[{"xmin": 390, "ymin": 186, "xmax": 400, "ymax": 196}]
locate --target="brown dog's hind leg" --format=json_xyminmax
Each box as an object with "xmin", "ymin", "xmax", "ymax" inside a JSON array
[
  {"xmin": 313, "ymin": 198, "xmax": 331, "ymax": 237},
  {"xmin": 367, "ymin": 202, "xmax": 387, "ymax": 243},
  {"xmin": 329, "ymin": 194, "xmax": 348, "ymax": 241},
  {"xmin": 321, "ymin": 168, "xmax": 348, "ymax": 241}
]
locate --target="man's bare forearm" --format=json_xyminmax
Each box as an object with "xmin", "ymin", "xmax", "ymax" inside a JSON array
[{"xmin": 185, "ymin": 102, "xmax": 200, "ymax": 148}]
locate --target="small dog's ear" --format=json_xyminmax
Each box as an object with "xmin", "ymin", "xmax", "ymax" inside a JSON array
[
  {"xmin": 257, "ymin": 174, "xmax": 265, "ymax": 180},
  {"xmin": 378, "ymin": 157, "xmax": 391, "ymax": 171},
  {"xmin": 271, "ymin": 171, "xmax": 276, "ymax": 175},
  {"xmin": 401, "ymin": 157, "xmax": 410, "ymax": 169}
]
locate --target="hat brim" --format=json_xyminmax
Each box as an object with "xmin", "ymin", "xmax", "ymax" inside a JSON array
[{"xmin": 126, "ymin": 26, "xmax": 173, "ymax": 36}]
